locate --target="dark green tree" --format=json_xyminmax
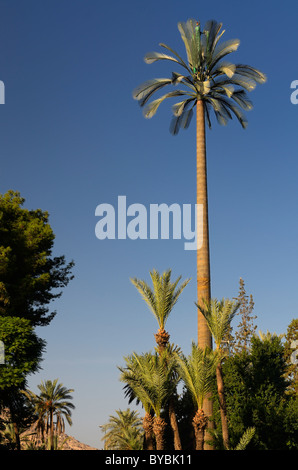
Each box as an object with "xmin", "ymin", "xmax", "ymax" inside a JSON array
[
  {"xmin": 0, "ymin": 316, "xmax": 45, "ymax": 449},
  {"xmin": 222, "ymin": 333, "xmax": 296, "ymax": 449},
  {"xmin": 283, "ymin": 318, "xmax": 298, "ymax": 396},
  {"xmin": 0, "ymin": 190, "xmax": 74, "ymax": 327}
]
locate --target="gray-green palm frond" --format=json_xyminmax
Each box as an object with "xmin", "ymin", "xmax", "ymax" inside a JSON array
[
  {"xmin": 130, "ymin": 269, "xmax": 190, "ymax": 330},
  {"xmin": 175, "ymin": 342, "xmax": 218, "ymax": 409},
  {"xmin": 133, "ymin": 18, "xmax": 266, "ymax": 134},
  {"xmin": 196, "ymin": 298, "xmax": 240, "ymax": 350}
]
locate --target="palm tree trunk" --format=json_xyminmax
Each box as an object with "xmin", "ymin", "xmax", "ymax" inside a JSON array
[
  {"xmin": 192, "ymin": 409, "xmax": 208, "ymax": 450},
  {"xmin": 49, "ymin": 409, "xmax": 54, "ymax": 450},
  {"xmin": 196, "ymin": 99, "xmax": 212, "ymax": 348},
  {"xmin": 169, "ymin": 398, "xmax": 182, "ymax": 450},
  {"xmin": 143, "ymin": 412, "xmax": 155, "ymax": 450},
  {"xmin": 196, "ymin": 99, "xmax": 213, "ymax": 449},
  {"xmin": 153, "ymin": 416, "xmax": 167, "ymax": 450},
  {"xmin": 216, "ymin": 362, "xmax": 229, "ymax": 449}
]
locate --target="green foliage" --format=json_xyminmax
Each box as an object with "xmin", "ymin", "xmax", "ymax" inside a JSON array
[
  {"xmin": 222, "ymin": 335, "xmax": 297, "ymax": 449},
  {"xmin": 119, "ymin": 349, "xmax": 178, "ymax": 418},
  {"xmin": 0, "ymin": 317, "xmax": 45, "ymax": 390},
  {"xmin": 100, "ymin": 409, "xmax": 143, "ymax": 450},
  {"xmin": 0, "ymin": 190, "xmax": 74, "ymax": 327},
  {"xmin": 130, "ymin": 269, "xmax": 190, "ymax": 330},
  {"xmin": 175, "ymin": 343, "xmax": 218, "ymax": 410}
]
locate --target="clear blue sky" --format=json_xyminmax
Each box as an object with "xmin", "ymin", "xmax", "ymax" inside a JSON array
[{"xmin": 1, "ymin": 0, "xmax": 297, "ymax": 448}]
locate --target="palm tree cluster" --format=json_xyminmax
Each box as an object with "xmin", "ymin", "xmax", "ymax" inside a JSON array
[
  {"xmin": 108, "ymin": 269, "xmax": 242, "ymax": 450},
  {"xmin": 21, "ymin": 379, "xmax": 75, "ymax": 450}
]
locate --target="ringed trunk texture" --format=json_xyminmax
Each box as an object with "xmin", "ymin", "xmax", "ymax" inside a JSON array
[
  {"xmin": 154, "ymin": 330, "xmax": 182, "ymax": 450},
  {"xmin": 153, "ymin": 416, "xmax": 167, "ymax": 450},
  {"xmin": 216, "ymin": 362, "xmax": 229, "ymax": 449},
  {"xmin": 192, "ymin": 409, "xmax": 208, "ymax": 451},
  {"xmin": 196, "ymin": 99, "xmax": 212, "ymax": 349},
  {"xmin": 196, "ymin": 99, "xmax": 213, "ymax": 449},
  {"xmin": 154, "ymin": 328, "xmax": 170, "ymax": 354},
  {"xmin": 143, "ymin": 412, "xmax": 155, "ymax": 450}
]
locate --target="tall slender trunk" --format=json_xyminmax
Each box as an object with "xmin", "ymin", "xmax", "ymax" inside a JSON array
[
  {"xmin": 49, "ymin": 409, "xmax": 54, "ymax": 450},
  {"xmin": 196, "ymin": 99, "xmax": 213, "ymax": 449},
  {"xmin": 196, "ymin": 99, "xmax": 212, "ymax": 348},
  {"xmin": 169, "ymin": 398, "xmax": 182, "ymax": 450},
  {"xmin": 216, "ymin": 362, "xmax": 229, "ymax": 449}
]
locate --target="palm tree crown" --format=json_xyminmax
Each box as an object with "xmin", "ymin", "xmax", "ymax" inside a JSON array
[
  {"xmin": 196, "ymin": 298, "xmax": 240, "ymax": 351},
  {"xmin": 130, "ymin": 269, "xmax": 190, "ymax": 331},
  {"xmin": 133, "ymin": 18, "xmax": 266, "ymax": 133},
  {"xmin": 23, "ymin": 379, "xmax": 75, "ymax": 443}
]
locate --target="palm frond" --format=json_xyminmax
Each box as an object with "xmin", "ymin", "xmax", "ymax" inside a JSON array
[
  {"xmin": 131, "ymin": 269, "xmax": 190, "ymax": 329},
  {"xmin": 133, "ymin": 17, "xmax": 266, "ymax": 132},
  {"xmin": 176, "ymin": 343, "xmax": 218, "ymax": 409},
  {"xmin": 159, "ymin": 42, "xmax": 191, "ymax": 73},
  {"xmin": 143, "ymin": 90, "xmax": 188, "ymax": 119},
  {"xmin": 132, "ymin": 78, "xmax": 172, "ymax": 104},
  {"xmin": 196, "ymin": 298, "xmax": 240, "ymax": 349},
  {"xmin": 209, "ymin": 39, "xmax": 240, "ymax": 71}
]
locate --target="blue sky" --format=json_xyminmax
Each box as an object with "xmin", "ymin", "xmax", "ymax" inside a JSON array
[{"xmin": 1, "ymin": 0, "xmax": 298, "ymax": 448}]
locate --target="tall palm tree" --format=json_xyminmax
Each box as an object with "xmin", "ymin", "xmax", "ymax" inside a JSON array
[
  {"xmin": 133, "ymin": 18, "xmax": 266, "ymax": 352},
  {"xmin": 100, "ymin": 409, "xmax": 143, "ymax": 450},
  {"xmin": 130, "ymin": 269, "xmax": 190, "ymax": 353},
  {"xmin": 119, "ymin": 350, "xmax": 178, "ymax": 450},
  {"xmin": 196, "ymin": 298, "xmax": 239, "ymax": 449},
  {"xmin": 22, "ymin": 379, "xmax": 74, "ymax": 450},
  {"xmin": 175, "ymin": 342, "xmax": 218, "ymax": 450}
]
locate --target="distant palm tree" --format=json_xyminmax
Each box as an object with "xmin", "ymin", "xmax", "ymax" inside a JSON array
[
  {"xmin": 196, "ymin": 298, "xmax": 239, "ymax": 449},
  {"xmin": 119, "ymin": 350, "xmax": 178, "ymax": 450},
  {"xmin": 22, "ymin": 379, "xmax": 74, "ymax": 450},
  {"xmin": 175, "ymin": 342, "xmax": 218, "ymax": 450},
  {"xmin": 100, "ymin": 409, "xmax": 143, "ymax": 450},
  {"xmin": 133, "ymin": 17, "xmax": 266, "ymax": 354},
  {"xmin": 130, "ymin": 269, "xmax": 190, "ymax": 353}
]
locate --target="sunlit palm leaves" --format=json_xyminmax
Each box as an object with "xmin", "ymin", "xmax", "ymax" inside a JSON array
[
  {"xmin": 196, "ymin": 298, "xmax": 240, "ymax": 351},
  {"xmin": 175, "ymin": 342, "xmax": 218, "ymax": 410},
  {"xmin": 130, "ymin": 269, "xmax": 190, "ymax": 331},
  {"xmin": 119, "ymin": 350, "xmax": 178, "ymax": 417},
  {"xmin": 133, "ymin": 18, "xmax": 266, "ymax": 133},
  {"xmin": 100, "ymin": 409, "xmax": 143, "ymax": 450}
]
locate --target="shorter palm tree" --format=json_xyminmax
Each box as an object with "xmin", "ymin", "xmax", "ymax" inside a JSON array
[
  {"xmin": 196, "ymin": 298, "xmax": 239, "ymax": 449},
  {"xmin": 119, "ymin": 350, "xmax": 178, "ymax": 450},
  {"xmin": 175, "ymin": 342, "xmax": 218, "ymax": 450},
  {"xmin": 100, "ymin": 409, "xmax": 143, "ymax": 450},
  {"xmin": 22, "ymin": 379, "xmax": 75, "ymax": 450},
  {"xmin": 130, "ymin": 269, "xmax": 190, "ymax": 352}
]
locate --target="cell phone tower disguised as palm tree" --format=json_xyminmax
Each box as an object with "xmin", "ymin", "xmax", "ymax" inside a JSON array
[{"xmin": 133, "ymin": 17, "xmax": 266, "ymax": 349}]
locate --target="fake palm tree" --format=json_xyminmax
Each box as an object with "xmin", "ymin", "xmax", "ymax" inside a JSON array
[
  {"xmin": 175, "ymin": 342, "xmax": 218, "ymax": 450},
  {"xmin": 130, "ymin": 269, "xmax": 190, "ymax": 353},
  {"xmin": 196, "ymin": 298, "xmax": 240, "ymax": 449},
  {"xmin": 133, "ymin": 18, "xmax": 266, "ymax": 351}
]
